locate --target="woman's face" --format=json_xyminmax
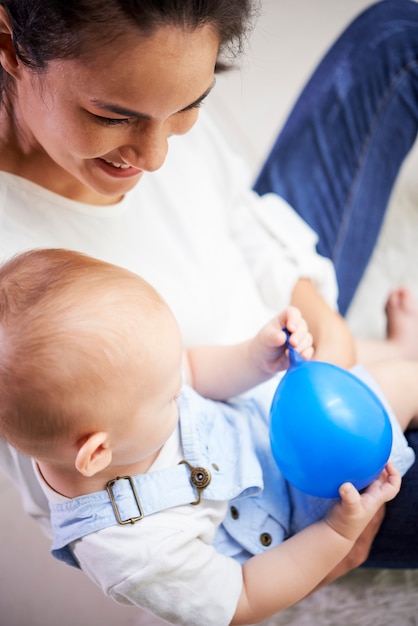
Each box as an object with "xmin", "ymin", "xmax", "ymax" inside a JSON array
[{"xmin": 13, "ymin": 24, "xmax": 219, "ymax": 202}]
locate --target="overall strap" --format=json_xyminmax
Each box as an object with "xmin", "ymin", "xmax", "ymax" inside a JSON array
[
  {"xmin": 50, "ymin": 387, "xmax": 265, "ymax": 567},
  {"xmin": 50, "ymin": 460, "xmax": 210, "ymax": 566}
]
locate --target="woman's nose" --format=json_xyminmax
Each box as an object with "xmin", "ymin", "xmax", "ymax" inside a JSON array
[{"xmin": 121, "ymin": 122, "xmax": 169, "ymax": 173}]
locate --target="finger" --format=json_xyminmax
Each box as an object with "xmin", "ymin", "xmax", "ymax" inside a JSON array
[
  {"xmin": 338, "ymin": 482, "xmax": 361, "ymax": 507},
  {"xmin": 282, "ymin": 306, "xmax": 302, "ymax": 333},
  {"xmin": 297, "ymin": 331, "xmax": 313, "ymax": 353},
  {"xmin": 287, "ymin": 318, "xmax": 309, "ymax": 348},
  {"xmin": 362, "ymin": 463, "xmax": 401, "ymax": 502},
  {"xmin": 300, "ymin": 345, "xmax": 314, "ymax": 361},
  {"xmin": 383, "ymin": 461, "xmax": 402, "ymax": 491}
]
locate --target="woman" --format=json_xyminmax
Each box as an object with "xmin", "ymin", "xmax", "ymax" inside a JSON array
[{"xmin": 0, "ymin": 0, "xmax": 416, "ymax": 594}]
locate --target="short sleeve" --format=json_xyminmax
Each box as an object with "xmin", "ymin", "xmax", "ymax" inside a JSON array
[{"xmin": 71, "ymin": 506, "xmax": 243, "ymax": 626}]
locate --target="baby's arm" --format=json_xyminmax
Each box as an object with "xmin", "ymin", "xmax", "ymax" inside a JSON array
[
  {"xmin": 232, "ymin": 462, "xmax": 400, "ymax": 625},
  {"xmin": 186, "ymin": 306, "xmax": 313, "ymax": 400}
]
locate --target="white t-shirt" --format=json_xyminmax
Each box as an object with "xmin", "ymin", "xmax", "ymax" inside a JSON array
[
  {"xmin": 0, "ymin": 110, "xmax": 337, "ymax": 347},
  {"xmin": 35, "ymin": 427, "xmax": 241, "ymax": 626},
  {"xmin": 0, "ymin": 110, "xmax": 338, "ymax": 530}
]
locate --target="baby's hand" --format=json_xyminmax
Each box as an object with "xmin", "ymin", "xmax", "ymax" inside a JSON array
[
  {"xmin": 279, "ymin": 306, "xmax": 314, "ymax": 361},
  {"xmin": 250, "ymin": 306, "xmax": 313, "ymax": 376},
  {"xmin": 325, "ymin": 462, "xmax": 401, "ymax": 542}
]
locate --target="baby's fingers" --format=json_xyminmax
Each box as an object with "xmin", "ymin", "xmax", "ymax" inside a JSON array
[
  {"xmin": 338, "ymin": 462, "xmax": 401, "ymax": 513},
  {"xmin": 363, "ymin": 462, "xmax": 401, "ymax": 503},
  {"xmin": 284, "ymin": 314, "xmax": 313, "ymax": 357},
  {"xmin": 279, "ymin": 306, "xmax": 303, "ymax": 334},
  {"xmin": 338, "ymin": 481, "xmax": 361, "ymax": 508}
]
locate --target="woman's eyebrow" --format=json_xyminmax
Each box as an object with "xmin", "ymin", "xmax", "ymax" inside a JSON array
[{"xmin": 90, "ymin": 80, "xmax": 216, "ymax": 120}]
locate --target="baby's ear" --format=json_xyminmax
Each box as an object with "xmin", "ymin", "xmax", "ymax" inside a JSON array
[{"xmin": 75, "ymin": 432, "xmax": 112, "ymax": 477}]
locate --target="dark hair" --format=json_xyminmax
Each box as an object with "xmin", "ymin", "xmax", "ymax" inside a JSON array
[{"xmin": 0, "ymin": 0, "xmax": 258, "ymax": 84}]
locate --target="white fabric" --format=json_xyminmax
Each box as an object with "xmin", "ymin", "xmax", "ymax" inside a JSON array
[
  {"xmin": 0, "ymin": 110, "xmax": 337, "ymax": 346},
  {"xmin": 35, "ymin": 428, "xmax": 241, "ymax": 626},
  {"xmin": 0, "ymin": 110, "xmax": 338, "ymax": 531}
]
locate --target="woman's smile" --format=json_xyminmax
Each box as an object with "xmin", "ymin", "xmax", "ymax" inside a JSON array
[
  {"xmin": 95, "ymin": 157, "xmax": 143, "ymax": 179},
  {"xmin": 8, "ymin": 24, "xmax": 219, "ymax": 204}
]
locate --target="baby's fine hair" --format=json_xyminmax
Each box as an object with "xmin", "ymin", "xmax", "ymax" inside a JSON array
[{"xmin": 0, "ymin": 248, "xmax": 167, "ymax": 456}]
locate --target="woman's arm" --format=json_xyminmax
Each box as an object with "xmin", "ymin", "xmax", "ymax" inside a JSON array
[
  {"xmin": 291, "ymin": 278, "xmax": 356, "ymax": 367},
  {"xmin": 291, "ymin": 278, "xmax": 387, "ymax": 582}
]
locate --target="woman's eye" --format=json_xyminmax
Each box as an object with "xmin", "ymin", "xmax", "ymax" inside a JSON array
[
  {"xmin": 93, "ymin": 114, "xmax": 131, "ymax": 126},
  {"xmin": 178, "ymin": 101, "xmax": 204, "ymax": 115}
]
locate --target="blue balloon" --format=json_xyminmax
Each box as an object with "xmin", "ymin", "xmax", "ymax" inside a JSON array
[{"xmin": 270, "ymin": 340, "xmax": 393, "ymax": 498}]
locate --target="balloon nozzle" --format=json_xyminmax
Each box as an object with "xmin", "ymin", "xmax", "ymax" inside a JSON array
[{"xmin": 283, "ymin": 327, "xmax": 304, "ymax": 368}]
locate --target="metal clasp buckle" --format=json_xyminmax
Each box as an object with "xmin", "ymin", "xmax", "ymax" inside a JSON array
[
  {"xmin": 179, "ymin": 460, "xmax": 211, "ymax": 505},
  {"xmin": 106, "ymin": 475, "xmax": 144, "ymax": 525}
]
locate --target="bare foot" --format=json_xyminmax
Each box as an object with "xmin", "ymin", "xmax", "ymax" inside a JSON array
[{"xmin": 385, "ymin": 288, "xmax": 418, "ymax": 359}]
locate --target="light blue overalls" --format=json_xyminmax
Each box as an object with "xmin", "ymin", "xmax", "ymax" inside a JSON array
[{"xmin": 49, "ymin": 375, "xmax": 414, "ymax": 568}]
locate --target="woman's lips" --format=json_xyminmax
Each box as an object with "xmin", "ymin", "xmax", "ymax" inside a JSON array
[{"xmin": 96, "ymin": 157, "xmax": 143, "ymax": 178}]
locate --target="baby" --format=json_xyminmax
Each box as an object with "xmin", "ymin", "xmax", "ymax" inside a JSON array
[{"xmin": 0, "ymin": 248, "xmax": 415, "ymax": 626}]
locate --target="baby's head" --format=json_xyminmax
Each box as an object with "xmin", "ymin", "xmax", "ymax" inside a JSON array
[{"xmin": 0, "ymin": 249, "xmax": 183, "ymax": 473}]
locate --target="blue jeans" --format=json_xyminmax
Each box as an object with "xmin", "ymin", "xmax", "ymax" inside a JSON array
[{"xmin": 254, "ymin": 0, "xmax": 418, "ymax": 568}]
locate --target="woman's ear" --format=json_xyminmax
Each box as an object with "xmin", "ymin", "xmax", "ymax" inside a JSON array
[
  {"xmin": 75, "ymin": 431, "xmax": 113, "ymax": 477},
  {"xmin": 0, "ymin": 5, "xmax": 20, "ymax": 78}
]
